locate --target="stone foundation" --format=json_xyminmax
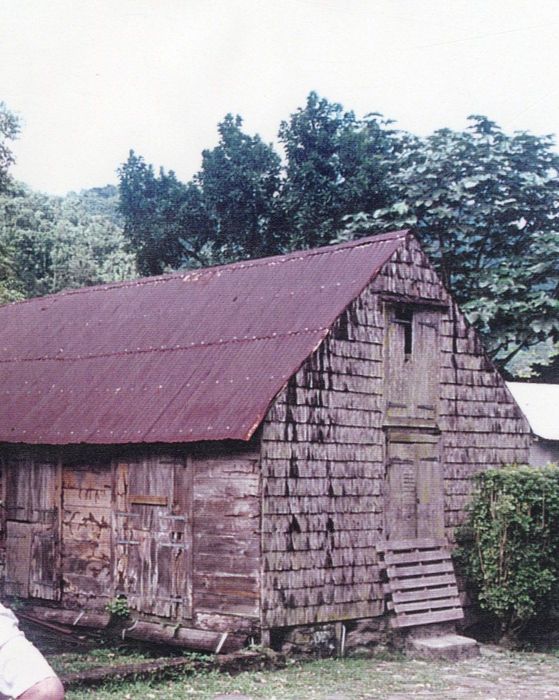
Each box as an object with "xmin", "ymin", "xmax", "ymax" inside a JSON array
[{"xmin": 270, "ymin": 617, "xmax": 390, "ymax": 657}]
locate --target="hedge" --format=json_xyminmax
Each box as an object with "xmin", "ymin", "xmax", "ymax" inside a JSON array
[{"xmin": 457, "ymin": 464, "xmax": 559, "ymax": 641}]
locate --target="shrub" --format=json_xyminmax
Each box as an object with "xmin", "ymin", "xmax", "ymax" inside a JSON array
[
  {"xmin": 105, "ymin": 595, "xmax": 130, "ymax": 620},
  {"xmin": 457, "ymin": 464, "xmax": 559, "ymax": 642}
]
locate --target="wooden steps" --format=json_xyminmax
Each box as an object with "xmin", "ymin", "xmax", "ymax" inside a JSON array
[{"xmin": 378, "ymin": 538, "xmax": 464, "ymax": 629}]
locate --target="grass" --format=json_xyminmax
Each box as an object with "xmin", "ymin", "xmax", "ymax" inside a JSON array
[
  {"xmin": 59, "ymin": 655, "xmax": 448, "ymax": 699},
  {"xmin": 48, "ymin": 646, "xmax": 157, "ymax": 676},
  {"xmin": 40, "ymin": 638, "xmax": 559, "ymax": 699}
]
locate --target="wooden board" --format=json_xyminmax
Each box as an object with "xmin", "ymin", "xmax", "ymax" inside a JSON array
[
  {"xmin": 379, "ymin": 540, "xmax": 463, "ymax": 629},
  {"xmin": 113, "ymin": 453, "xmax": 192, "ymax": 620},
  {"xmin": 192, "ymin": 450, "xmax": 261, "ymax": 620},
  {"xmin": 4, "ymin": 521, "xmax": 32, "ymax": 597},
  {"xmin": 384, "ymin": 434, "xmax": 444, "ymax": 542},
  {"xmin": 3, "ymin": 459, "xmax": 61, "ymax": 601},
  {"xmin": 61, "ymin": 458, "xmax": 112, "ymax": 603}
]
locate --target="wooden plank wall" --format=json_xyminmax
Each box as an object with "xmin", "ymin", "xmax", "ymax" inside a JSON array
[
  {"xmin": 260, "ymin": 234, "xmax": 531, "ymax": 629},
  {"xmin": 191, "ymin": 446, "xmax": 261, "ymax": 633},
  {"xmin": 62, "ymin": 453, "xmax": 112, "ymax": 606},
  {"xmin": 1, "ymin": 448, "xmax": 61, "ymax": 601},
  {"xmin": 0, "ymin": 443, "xmax": 261, "ymax": 636}
]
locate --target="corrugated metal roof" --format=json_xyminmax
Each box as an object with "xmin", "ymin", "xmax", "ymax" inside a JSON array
[
  {"xmin": 506, "ymin": 382, "xmax": 559, "ymax": 441},
  {"xmin": 0, "ymin": 230, "xmax": 407, "ymax": 444}
]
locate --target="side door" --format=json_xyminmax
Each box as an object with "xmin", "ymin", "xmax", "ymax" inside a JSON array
[
  {"xmin": 3, "ymin": 456, "xmax": 61, "ymax": 600},
  {"xmin": 384, "ymin": 429, "xmax": 444, "ymax": 542},
  {"xmin": 113, "ymin": 453, "xmax": 192, "ymax": 619}
]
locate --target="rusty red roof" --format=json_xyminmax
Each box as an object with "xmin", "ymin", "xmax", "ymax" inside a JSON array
[{"xmin": 0, "ymin": 230, "xmax": 407, "ymax": 444}]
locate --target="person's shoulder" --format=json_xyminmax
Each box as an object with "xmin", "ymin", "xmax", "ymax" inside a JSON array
[{"xmin": 0, "ymin": 603, "xmax": 19, "ymax": 625}]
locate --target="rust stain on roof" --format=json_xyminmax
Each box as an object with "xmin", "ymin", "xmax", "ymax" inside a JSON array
[{"xmin": 0, "ymin": 231, "xmax": 407, "ymax": 444}]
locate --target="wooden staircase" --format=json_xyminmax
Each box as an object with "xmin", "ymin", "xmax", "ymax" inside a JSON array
[{"xmin": 378, "ymin": 538, "xmax": 464, "ymax": 629}]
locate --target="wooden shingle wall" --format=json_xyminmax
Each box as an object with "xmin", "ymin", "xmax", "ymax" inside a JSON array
[
  {"xmin": 260, "ymin": 288, "xmax": 387, "ymax": 628},
  {"xmin": 438, "ymin": 302, "xmax": 530, "ymax": 540},
  {"xmin": 261, "ymin": 235, "xmax": 530, "ymax": 629}
]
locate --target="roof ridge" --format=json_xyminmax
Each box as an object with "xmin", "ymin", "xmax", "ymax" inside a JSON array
[{"xmin": 1, "ymin": 230, "xmax": 408, "ymax": 307}]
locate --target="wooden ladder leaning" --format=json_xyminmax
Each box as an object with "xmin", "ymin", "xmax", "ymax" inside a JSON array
[{"xmin": 378, "ymin": 538, "xmax": 464, "ymax": 629}]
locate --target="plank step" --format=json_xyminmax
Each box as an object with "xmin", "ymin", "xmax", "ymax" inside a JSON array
[
  {"xmin": 377, "ymin": 538, "xmax": 444, "ymax": 552},
  {"xmin": 389, "ymin": 595, "xmax": 462, "ymax": 613},
  {"xmin": 385, "ymin": 573, "xmax": 457, "ymax": 592},
  {"xmin": 383, "ymin": 549, "xmax": 451, "ymax": 566},
  {"xmin": 390, "ymin": 607, "xmax": 464, "ymax": 628},
  {"xmin": 391, "ymin": 584, "xmax": 459, "ymax": 604},
  {"xmin": 380, "ymin": 539, "xmax": 465, "ymax": 631},
  {"xmin": 387, "ymin": 560, "xmax": 454, "ymax": 578}
]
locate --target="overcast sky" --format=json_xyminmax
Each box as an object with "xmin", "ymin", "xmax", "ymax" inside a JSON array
[{"xmin": 1, "ymin": 0, "xmax": 558, "ymax": 195}]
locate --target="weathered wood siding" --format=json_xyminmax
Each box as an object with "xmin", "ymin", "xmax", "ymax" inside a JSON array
[
  {"xmin": 260, "ymin": 234, "xmax": 530, "ymax": 629},
  {"xmin": 191, "ymin": 446, "xmax": 261, "ymax": 631},
  {"xmin": 0, "ymin": 443, "xmax": 261, "ymax": 635},
  {"xmin": 113, "ymin": 450, "xmax": 192, "ymax": 619},
  {"xmin": 62, "ymin": 452, "xmax": 112, "ymax": 606},
  {"xmin": 1, "ymin": 448, "xmax": 60, "ymax": 601}
]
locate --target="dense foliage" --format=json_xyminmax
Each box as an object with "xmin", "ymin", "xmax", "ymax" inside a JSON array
[
  {"xmin": 458, "ymin": 466, "xmax": 559, "ymax": 641},
  {"xmin": 117, "ymin": 94, "xmax": 402, "ymax": 269},
  {"xmin": 276, "ymin": 93, "xmax": 401, "ymax": 249},
  {"xmin": 0, "ymin": 101, "xmax": 19, "ymax": 194},
  {"xmin": 0, "ymin": 184, "xmax": 136, "ymax": 302}
]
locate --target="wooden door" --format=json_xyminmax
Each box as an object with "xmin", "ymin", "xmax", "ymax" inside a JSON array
[
  {"xmin": 384, "ymin": 430, "xmax": 444, "ymax": 542},
  {"xmin": 114, "ymin": 454, "xmax": 192, "ymax": 619},
  {"xmin": 3, "ymin": 459, "xmax": 61, "ymax": 600},
  {"xmin": 385, "ymin": 306, "xmax": 440, "ymax": 425}
]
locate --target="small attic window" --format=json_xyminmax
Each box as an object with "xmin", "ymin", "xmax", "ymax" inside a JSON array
[{"xmin": 394, "ymin": 306, "xmax": 413, "ymax": 357}]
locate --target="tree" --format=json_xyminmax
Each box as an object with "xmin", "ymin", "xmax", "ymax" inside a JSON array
[
  {"xmin": 0, "ymin": 102, "xmax": 19, "ymax": 193},
  {"xmin": 342, "ymin": 116, "xmax": 559, "ymax": 375},
  {"xmin": 196, "ymin": 114, "xmax": 282, "ymax": 260},
  {"xmin": 119, "ymin": 117, "xmax": 282, "ymax": 272},
  {"xmin": 278, "ymin": 92, "xmax": 401, "ymax": 248},
  {"xmin": 0, "ymin": 185, "xmax": 136, "ymax": 300},
  {"xmin": 118, "ymin": 151, "xmax": 192, "ymax": 275}
]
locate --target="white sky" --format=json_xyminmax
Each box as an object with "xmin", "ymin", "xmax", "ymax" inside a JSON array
[{"xmin": 1, "ymin": 0, "xmax": 558, "ymax": 195}]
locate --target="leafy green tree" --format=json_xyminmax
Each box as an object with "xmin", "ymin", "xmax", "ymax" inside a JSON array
[
  {"xmin": 119, "ymin": 117, "xmax": 282, "ymax": 271},
  {"xmin": 0, "ymin": 185, "xmax": 136, "ymax": 299},
  {"xmin": 278, "ymin": 92, "xmax": 401, "ymax": 248},
  {"xmin": 118, "ymin": 151, "xmax": 189, "ymax": 275},
  {"xmin": 528, "ymin": 346, "xmax": 559, "ymax": 383},
  {"xmin": 342, "ymin": 116, "xmax": 559, "ymax": 374},
  {"xmin": 197, "ymin": 114, "xmax": 282, "ymax": 260},
  {"xmin": 0, "ymin": 102, "xmax": 20, "ymax": 193}
]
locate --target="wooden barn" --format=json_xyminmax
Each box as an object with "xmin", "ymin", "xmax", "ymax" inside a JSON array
[{"xmin": 0, "ymin": 230, "xmax": 531, "ymax": 651}]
